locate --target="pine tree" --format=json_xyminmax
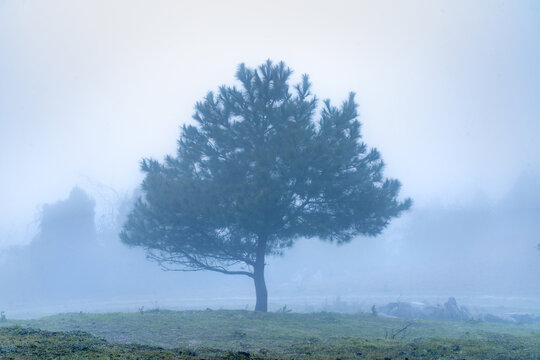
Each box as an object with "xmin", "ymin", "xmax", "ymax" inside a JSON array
[{"xmin": 121, "ymin": 60, "xmax": 411, "ymax": 311}]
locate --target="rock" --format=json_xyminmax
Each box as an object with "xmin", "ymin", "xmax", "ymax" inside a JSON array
[
  {"xmin": 482, "ymin": 313, "xmax": 515, "ymax": 324},
  {"xmin": 379, "ymin": 301, "xmax": 431, "ymax": 320},
  {"xmin": 507, "ymin": 313, "xmax": 540, "ymax": 324},
  {"xmin": 443, "ymin": 297, "xmax": 471, "ymax": 321},
  {"xmin": 480, "ymin": 313, "xmax": 540, "ymax": 324},
  {"xmin": 378, "ymin": 297, "xmax": 471, "ymax": 321}
]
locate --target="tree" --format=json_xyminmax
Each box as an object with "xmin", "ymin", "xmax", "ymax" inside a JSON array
[
  {"xmin": 36, "ymin": 187, "xmax": 96, "ymax": 249},
  {"xmin": 29, "ymin": 187, "xmax": 102, "ymax": 296},
  {"xmin": 120, "ymin": 60, "xmax": 411, "ymax": 312}
]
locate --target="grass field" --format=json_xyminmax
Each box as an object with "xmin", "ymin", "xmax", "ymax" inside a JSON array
[{"xmin": 1, "ymin": 310, "xmax": 540, "ymax": 359}]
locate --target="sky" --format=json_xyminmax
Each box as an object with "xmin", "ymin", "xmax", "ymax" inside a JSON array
[{"xmin": 1, "ymin": 0, "xmax": 540, "ymax": 247}]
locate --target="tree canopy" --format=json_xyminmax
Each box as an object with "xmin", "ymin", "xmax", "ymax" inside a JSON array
[{"xmin": 121, "ymin": 60, "xmax": 411, "ymax": 311}]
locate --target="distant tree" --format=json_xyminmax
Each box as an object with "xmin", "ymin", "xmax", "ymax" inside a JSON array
[
  {"xmin": 35, "ymin": 186, "xmax": 96, "ymax": 250},
  {"xmin": 121, "ymin": 61, "xmax": 411, "ymax": 311},
  {"xmin": 29, "ymin": 186, "xmax": 101, "ymax": 296}
]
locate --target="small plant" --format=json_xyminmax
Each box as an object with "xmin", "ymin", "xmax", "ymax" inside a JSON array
[
  {"xmin": 0, "ymin": 311, "xmax": 6, "ymax": 322},
  {"xmin": 276, "ymin": 305, "xmax": 292, "ymax": 313},
  {"xmin": 384, "ymin": 321, "xmax": 414, "ymax": 339},
  {"xmin": 371, "ymin": 305, "xmax": 378, "ymax": 316},
  {"xmin": 138, "ymin": 306, "xmax": 145, "ymax": 314},
  {"xmin": 232, "ymin": 330, "xmax": 247, "ymax": 339}
]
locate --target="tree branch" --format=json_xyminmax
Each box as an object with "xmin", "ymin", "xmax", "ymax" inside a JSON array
[{"xmin": 147, "ymin": 249, "xmax": 254, "ymax": 278}]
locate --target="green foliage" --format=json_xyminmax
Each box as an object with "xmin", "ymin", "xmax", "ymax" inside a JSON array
[{"xmin": 120, "ymin": 60, "xmax": 411, "ymax": 310}]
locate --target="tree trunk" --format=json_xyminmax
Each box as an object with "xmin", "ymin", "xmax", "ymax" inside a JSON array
[{"xmin": 253, "ymin": 237, "xmax": 267, "ymax": 312}]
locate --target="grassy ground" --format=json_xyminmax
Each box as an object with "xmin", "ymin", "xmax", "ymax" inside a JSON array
[
  {"xmin": 1, "ymin": 310, "xmax": 540, "ymax": 359},
  {"xmin": 0, "ymin": 326, "xmax": 199, "ymax": 359}
]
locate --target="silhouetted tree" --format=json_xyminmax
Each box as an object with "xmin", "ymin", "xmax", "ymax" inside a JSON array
[
  {"xmin": 121, "ymin": 61, "xmax": 411, "ymax": 311},
  {"xmin": 36, "ymin": 187, "xmax": 96, "ymax": 248},
  {"xmin": 30, "ymin": 186, "xmax": 101, "ymax": 296}
]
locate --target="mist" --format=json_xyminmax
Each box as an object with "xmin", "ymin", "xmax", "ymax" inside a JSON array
[{"xmin": 1, "ymin": 0, "xmax": 540, "ymax": 321}]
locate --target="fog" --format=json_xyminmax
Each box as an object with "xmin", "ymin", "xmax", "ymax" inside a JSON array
[{"xmin": 1, "ymin": 1, "xmax": 539, "ymax": 319}]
